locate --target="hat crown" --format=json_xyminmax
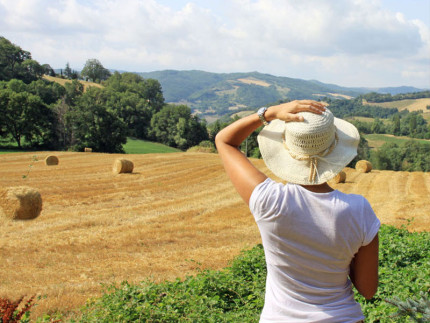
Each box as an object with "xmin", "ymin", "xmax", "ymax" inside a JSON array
[{"xmin": 284, "ymin": 109, "xmax": 336, "ymax": 156}]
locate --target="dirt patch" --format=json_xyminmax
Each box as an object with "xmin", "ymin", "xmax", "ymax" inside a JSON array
[{"xmin": 237, "ymin": 78, "xmax": 271, "ymax": 87}]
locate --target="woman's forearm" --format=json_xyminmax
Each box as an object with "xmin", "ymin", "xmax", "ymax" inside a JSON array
[{"xmin": 215, "ymin": 113, "xmax": 264, "ymax": 149}]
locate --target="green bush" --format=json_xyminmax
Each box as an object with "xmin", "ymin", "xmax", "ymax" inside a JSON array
[{"xmin": 77, "ymin": 225, "xmax": 430, "ymax": 322}]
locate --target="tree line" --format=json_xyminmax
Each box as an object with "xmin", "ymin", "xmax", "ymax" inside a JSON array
[
  {"xmin": 362, "ymin": 91, "xmax": 430, "ymax": 103},
  {"xmin": 1, "ymin": 36, "xmax": 429, "ymax": 171},
  {"xmin": 323, "ymin": 96, "xmax": 430, "ymax": 171},
  {"xmin": 0, "ymin": 36, "xmax": 208, "ymax": 153}
]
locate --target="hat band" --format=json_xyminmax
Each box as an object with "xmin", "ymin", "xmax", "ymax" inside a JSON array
[{"xmin": 282, "ymin": 131, "xmax": 339, "ymax": 183}]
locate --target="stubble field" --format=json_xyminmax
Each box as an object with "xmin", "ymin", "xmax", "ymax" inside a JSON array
[{"xmin": 0, "ymin": 151, "xmax": 429, "ymax": 319}]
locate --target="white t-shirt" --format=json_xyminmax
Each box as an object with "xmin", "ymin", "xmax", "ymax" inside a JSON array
[{"xmin": 249, "ymin": 178, "xmax": 380, "ymax": 323}]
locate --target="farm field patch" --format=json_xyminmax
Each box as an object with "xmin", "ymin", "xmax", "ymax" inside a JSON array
[
  {"xmin": 364, "ymin": 133, "xmax": 430, "ymax": 149},
  {"xmin": 0, "ymin": 152, "xmax": 429, "ymax": 319},
  {"xmin": 363, "ymin": 98, "xmax": 430, "ymax": 112}
]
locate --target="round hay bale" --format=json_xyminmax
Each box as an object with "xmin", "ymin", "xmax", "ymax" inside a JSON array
[
  {"xmin": 84, "ymin": 147, "xmax": 92, "ymax": 152},
  {"xmin": 0, "ymin": 186, "xmax": 42, "ymax": 220},
  {"xmin": 113, "ymin": 158, "xmax": 134, "ymax": 174},
  {"xmin": 356, "ymin": 160, "xmax": 372, "ymax": 173},
  {"xmin": 45, "ymin": 155, "xmax": 59, "ymax": 166},
  {"xmin": 333, "ymin": 171, "xmax": 346, "ymax": 183}
]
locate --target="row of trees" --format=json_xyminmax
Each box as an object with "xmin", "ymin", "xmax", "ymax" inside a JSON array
[
  {"xmin": 351, "ymin": 112, "xmax": 430, "ymax": 139},
  {"xmin": 0, "ymin": 73, "xmax": 209, "ymax": 152},
  {"xmin": 369, "ymin": 141, "xmax": 430, "ymax": 172},
  {"xmin": 325, "ymin": 96, "xmax": 430, "ymax": 139},
  {"xmin": 0, "ymin": 36, "xmax": 48, "ymax": 83},
  {"xmin": 1, "ymin": 36, "xmax": 430, "ymax": 172},
  {"xmin": 0, "ymin": 36, "xmax": 208, "ymax": 152},
  {"xmin": 362, "ymin": 91, "xmax": 430, "ymax": 103}
]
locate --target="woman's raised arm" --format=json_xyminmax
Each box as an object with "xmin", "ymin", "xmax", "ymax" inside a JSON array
[{"xmin": 215, "ymin": 100, "xmax": 326, "ymax": 204}]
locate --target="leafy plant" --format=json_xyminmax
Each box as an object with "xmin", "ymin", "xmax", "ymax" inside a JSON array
[
  {"xmin": 76, "ymin": 225, "xmax": 430, "ymax": 322},
  {"xmin": 22, "ymin": 155, "xmax": 38, "ymax": 179},
  {"xmin": 386, "ymin": 292, "xmax": 430, "ymax": 322},
  {"xmin": 0, "ymin": 295, "xmax": 35, "ymax": 323}
]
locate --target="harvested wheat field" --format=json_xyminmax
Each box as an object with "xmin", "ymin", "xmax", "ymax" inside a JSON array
[{"xmin": 0, "ymin": 151, "xmax": 429, "ymax": 319}]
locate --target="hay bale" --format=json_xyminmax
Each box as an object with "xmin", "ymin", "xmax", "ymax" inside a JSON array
[
  {"xmin": 45, "ymin": 155, "xmax": 59, "ymax": 166},
  {"xmin": 0, "ymin": 186, "xmax": 42, "ymax": 220},
  {"xmin": 356, "ymin": 160, "xmax": 372, "ymax": 173},
  {"xmin": 113, "ymin": 158, "xmax": 134, "ymax": 174},
  {"xmin": 333, "ymin": 171, "xmax": 346, "ymax": 183},
  {"xmin": 84, "ymin": 147, "xmax": 92, "ymax": 152}
]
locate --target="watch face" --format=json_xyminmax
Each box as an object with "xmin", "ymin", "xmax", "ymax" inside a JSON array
[
  {"xmin": 258, "ymin": 107, "xmax": 268, "ymax": 125},
  {"xmin": 258, "ymin": 107, "xmax": 266, "ymax": 116}
]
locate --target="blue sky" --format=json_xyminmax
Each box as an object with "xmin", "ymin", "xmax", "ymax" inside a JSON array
[{"xmin": 0, "ymin": 0, "xmax": 429, "ymax": 88}]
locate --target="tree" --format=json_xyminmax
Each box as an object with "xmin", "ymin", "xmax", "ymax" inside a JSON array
[
  {"xmin": 19, "ymin": 59, "xmax": 44, "ymax": 83},
  {"xmin": 64, "ymin": 79, "xmax": 84, "ymax": 106},
  {"xmin": 0, "ymin": 81, "xmax": 54, "ymax": 148},
  {"xmin": 52, "ymin": 98, "xmax": 72, "ymax": 150},
  {"xmin": 391, "ymin": 114, "xmax": 401, "ymax": 136},
  {"xmin": 0, "ymin": 36, "xmax": 32, "ymax": 81},
  {"xmin": 69, "ymin": 87, "xmax": 127, "ymax": 153},
  {"xmin": 103, "ymin": 89, "xmax": 152, "ymax": 139},
  {"xmin": 64, "ymin": 62, "xmax": 72, "ymax": 79},
  {"xmin": 42, "ymin": 64, "xmax": 56, "ymax": 76},
  {"xmin": 27, "ymin": 79, "xmax": 66, "ymax": 105},
  {"xmin": 149, "ymin": 104, "xmax": 208, "ymax": 149},
  {"xmin": 103, "ymin": 72, "xmax": 165, "ymax": 139},
  {"xmin": 81, "ymin": 58, "xmax": 111, "ymax": 83},
  {"xmin": 370, "ymin": 118, "xmax": 384, "ymax": 134}
]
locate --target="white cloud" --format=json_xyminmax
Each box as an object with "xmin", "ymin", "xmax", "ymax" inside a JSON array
[{"xmin": 0, "ymin": 0, "xmax": 429, "ymax": 88}]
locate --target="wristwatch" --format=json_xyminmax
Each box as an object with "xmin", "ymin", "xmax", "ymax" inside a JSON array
[{"xmin": 257, "ymin": 107, "xmax": 270, "ymax": 126}]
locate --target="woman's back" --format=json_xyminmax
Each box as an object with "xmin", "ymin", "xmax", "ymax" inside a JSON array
[
  {"xmin": 215, "ymin": 100, "xmax": 379, "ymax": 322},
  {"xmin": 249, "ymin": 179, "xmax": 380, "ymax": 322}
]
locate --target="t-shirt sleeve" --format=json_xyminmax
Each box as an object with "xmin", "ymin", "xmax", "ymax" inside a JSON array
[
  {"xmin": 249, "ymin": 178, "xmax": 286, "ymax": 222},
  {"xmin": 361, "ymin": 197, "xmax": 380, "ymax": 246}
]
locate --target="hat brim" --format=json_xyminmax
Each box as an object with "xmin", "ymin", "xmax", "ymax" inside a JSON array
[{"xmin": 257, "ymin": 117, "xmax": 360, "ymax": 185}]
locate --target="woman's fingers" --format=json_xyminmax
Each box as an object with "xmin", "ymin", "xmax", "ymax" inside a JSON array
[
  {"xmin": 274, "ymin": 100, "xmax": 327, "ymax": 122},
  {"xmin": 296, "ymin": 100, "xmax": 326, "ymax": 114}
]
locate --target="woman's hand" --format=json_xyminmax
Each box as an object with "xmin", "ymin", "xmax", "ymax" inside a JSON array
[
  {"xmin": 265, "ymin": 100, "xmax": 327, "ymax": 123},
  {"xmin": 215, "ymin": 99, "xmax": 327, "ymax": 204}
]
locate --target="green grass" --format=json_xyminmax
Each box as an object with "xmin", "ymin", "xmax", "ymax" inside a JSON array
[
  {"xmin": 0, "ymin": 143, "xmax": 34, "ymax": 154},
  {"xmin": 0, "ymin": 149, "xmax": 25, "ymax": 154},
  {"xmin": 123, "ymin": 138, "xmax": 181, "ymax": 154},
  {"xmin": 0, "ymin": 138, "xmax": 181, "ymax": 155},
  {"xmin": 70, "ymin": 224, "xmax": 429, "ymax": 323},
  {"xmin": 364, "ymin": 134, "xmax": 430, "ymax": 149}
]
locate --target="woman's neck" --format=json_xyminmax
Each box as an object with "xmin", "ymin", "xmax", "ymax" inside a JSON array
[{"xmin": 300, "ymin": 182, "xmax": 334, "ymax": 193}]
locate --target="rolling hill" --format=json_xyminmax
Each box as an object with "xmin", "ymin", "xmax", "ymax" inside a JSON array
[
  {"xmin": 138, "ymin": 70, "xmax": 427, "ymax": 119},
  {"xmin": 138, "ymin": 70, "xmax": 363, "ymax": 117},
  {"xmin": 1, "ymin": 151, "xmax": 429, "ymax": 319},
  {"xmin": 363, "ymin": 97, "xmax": 430, "ymax": 113}
]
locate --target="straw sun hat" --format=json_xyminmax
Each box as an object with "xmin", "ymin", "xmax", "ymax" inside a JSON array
[{"xmin": 257, "ymin": 108, "xmax": 359, "ymax": 185}]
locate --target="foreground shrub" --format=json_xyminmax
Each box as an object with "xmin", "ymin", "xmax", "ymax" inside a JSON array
[
  {"xmin": 77, "ymin": 225, "xmax": 429, "ymax": 322},
  {"xmin": 357, "ymin": 225, "xmax": 430, "ymax": 322},
  {"xmin": 186, "ymin": 140, "xmax": 216, "ymax": 153},
  {"xmin": 0, "ymin": 295, "xmax": 35, "ymax": 323}
]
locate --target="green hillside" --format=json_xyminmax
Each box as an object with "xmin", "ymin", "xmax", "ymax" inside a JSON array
[{"xmin": 138, "ymin": 70, "xmax": 363, "ymax": 118}]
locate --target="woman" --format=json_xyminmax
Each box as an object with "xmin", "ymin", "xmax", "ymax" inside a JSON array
[{"xmin": 215, "ymin": 100, "xmax": 379, "ymax": 323}]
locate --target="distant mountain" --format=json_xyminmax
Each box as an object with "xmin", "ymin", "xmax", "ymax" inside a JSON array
[
  {"xmin": 371, "ymin": 86, "xmax": 426, "ymax": 95},
  {"xmin": 138, "ymin": 70, "xmax": 357, "ymax": 117},
  {"xmin": 137, "ymin": 70, "xmax": 427, "ymax": 118}
]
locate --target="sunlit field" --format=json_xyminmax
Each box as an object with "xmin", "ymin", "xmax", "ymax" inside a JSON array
[{"xmin": 0, "ymin": 151, "xmax": 429, "ymax": 319}]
